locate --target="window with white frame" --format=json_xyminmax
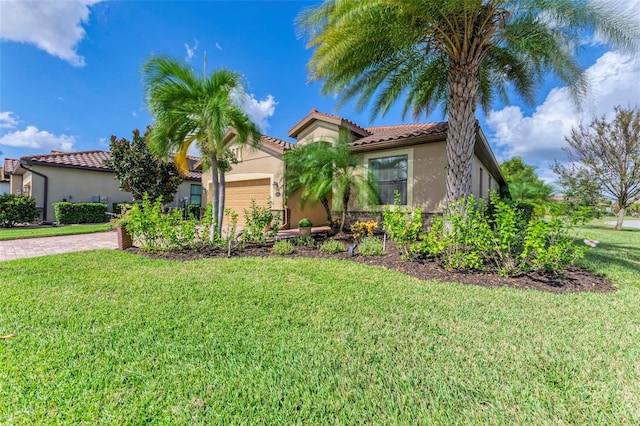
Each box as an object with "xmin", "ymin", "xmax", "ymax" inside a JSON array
[{"xmin": 369, "ymin": 155, "xmax": 408, "ymax": 205}]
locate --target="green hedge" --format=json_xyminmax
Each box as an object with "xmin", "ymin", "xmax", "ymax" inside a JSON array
[
  {"xmin": 53, "ymin": 202, "xmax": 108, "ymax": 224},
  {"xmin": 0, "ymin": 194, "xmax": 40, "ymax": 228}
]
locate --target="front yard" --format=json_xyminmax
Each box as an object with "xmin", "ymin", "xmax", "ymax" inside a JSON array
[{"xmin": 1, "ymin": 226, "xmax": 639, "ymax": 423}]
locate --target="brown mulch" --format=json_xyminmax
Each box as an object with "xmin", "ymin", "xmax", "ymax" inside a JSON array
[{"xmin": 128, "ymin": 234, "xmax": 616, "ymax": 294}]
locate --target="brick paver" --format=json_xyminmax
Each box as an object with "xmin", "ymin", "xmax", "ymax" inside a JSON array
[{"xmin": 0, "ymin": 231, "xmax": 118, "ymax": 261}]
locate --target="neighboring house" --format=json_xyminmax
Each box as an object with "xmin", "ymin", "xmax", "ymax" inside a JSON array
[
  {"xmin": 3, "ymin": 150, "xmax": 202, "ymax": 222},
  {"xmin": 204, "ymin": 109, "xmax": 506, "ymax": 227},
  {"xmin": 0, "ymin": 166, "xmax": 9, "ymax": 194}
]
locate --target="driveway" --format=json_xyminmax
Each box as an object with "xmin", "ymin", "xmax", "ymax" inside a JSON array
[
  {"xmin": 606, "ymin": 220, "xmax": 640, "ymax": 229},
  {"xmin": 0, "ymin": 231, "xmax": 118, "ymax": 261}
]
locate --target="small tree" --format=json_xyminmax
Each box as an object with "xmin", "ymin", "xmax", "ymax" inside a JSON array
[
  {"xmin": 105, "ymin": 127, "xmax": 184, "ymax": 202},
  {"xmin": 554, "ymin": 106, "xmax": 640, "ymax": 230},
  {"xmin": 500, "ymin": 156, "xmax": 553, "ymax": 208}
]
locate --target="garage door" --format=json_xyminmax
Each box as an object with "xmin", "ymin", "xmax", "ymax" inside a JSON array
[{"xmin": 225, "ymin": 178, "xmax": 271, "ymax": 224}]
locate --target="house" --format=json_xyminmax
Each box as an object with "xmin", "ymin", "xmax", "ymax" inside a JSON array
[
  {"xmin": 3, "ymin": 150, "xmax": 203, "ymax": 222},
  {"xmin": 0, "ymin": 167, "xmax": 9, "ymax": 194},
  {"xmin": 203, "ymin": 109, "xmax": 506, "ymax": 227}
]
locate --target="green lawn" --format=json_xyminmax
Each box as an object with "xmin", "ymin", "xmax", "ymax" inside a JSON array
[
  {"xmin": 1, "ymin": 225, "xmax": 639, "ymax": 424},
  {"xmin": 0, "ymin": 223, "xmax": 111, "ymax": 240}
]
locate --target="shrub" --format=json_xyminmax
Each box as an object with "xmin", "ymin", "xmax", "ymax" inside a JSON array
[
  {"xmin": 273, "ymin": 240, "xmax": 295, "ymax": 255},
  {"xmin": 298, "ymin": 218, "xmax": 312, "ymax": 228},
  {"xmin": 53, "ymin": 202, "xmax": 107, "ymax": 224},
  {"xmin": 242, "ymin": 200, "xmax": 279, "ymax": 244},
  {"xmin": 290, "ymin": 236, "xmax": 315, "ymax": 247},
  {"xmin": 382, "ymin": 192, "xmax": 423, "ymax": 258},
  {"xmin": 350, "ymin": 220, "xmax": 377, "ymax": 241},
  {"xmin": 319, "ymin": 239, "xmax": 346, "ymax": 254},
  {"xmin": 0, "ymin": 194, "xmax": 39, "ymax": 227},
  {"xmin": 358, "ymin": 236, "xmax": 384, "ymax": 256}
]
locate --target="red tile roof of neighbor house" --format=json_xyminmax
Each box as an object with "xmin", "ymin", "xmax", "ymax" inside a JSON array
[
  {"xmin": 3, "ymin": 158, "xmax": 19, "ymax": 174},
  {"xmin": 18, "ymin": 150, "xmax": 202, "ymax": 180},
  {"xmin": 261, "ymin": 134, "xmax": 294, "ymax": 151}
]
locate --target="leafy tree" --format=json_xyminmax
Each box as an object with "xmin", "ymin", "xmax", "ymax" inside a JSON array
[
  {"xmin": 554, "ymin": 106, "xmax": 640, "ymax": 230},
  {"xmin": 297, "ymin": 0, "xmax": 639, "ymax": 205},
  {"xmin": 142, "ymin": 55, "xmax": 261, "ymax": 231},
  {"xmin": 553, "ymin": 167, "xmax": 606, "ymax": 219},
  {"xmin": 500, "ymin": 156, "xmax": 553, "ymax": 205},
  {"xmin": 284, "ymin": 130, "xmax": 377, "ymax": 232},
  {"xmin": 105, "ymin": 127, "xmax": 183, "ymax": 203}
]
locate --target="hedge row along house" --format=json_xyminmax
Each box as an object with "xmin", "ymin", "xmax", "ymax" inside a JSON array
[
  {"xmin": 207, "ymin": 109, "xmax": 506, "ymax": 227},
  {"xmin": 3, "ymin": 150, "xmax": 202, "ymax": 222}
]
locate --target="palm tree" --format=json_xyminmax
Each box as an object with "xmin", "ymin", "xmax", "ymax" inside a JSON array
[
  {"xmin": 142, "ymin": 55, "xmax": 261, "ymax": 231},
  {"xmin": 297, "ymin": 0, "xmax": 639, "ymax": 205},
  {"xmin": 284, "ymin": 130, "xmax": 377, "ymax": 232}
]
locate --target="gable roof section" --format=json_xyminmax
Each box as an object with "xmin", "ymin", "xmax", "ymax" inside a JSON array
[
  {"xmin": 17, "ymin": 150, "xmax": 202, "ymax": 181},
  {"xmin": 3, "ymin": 158, "xmax": 20, "ymax": 175},
  {"xmin": 288, "ymin": 109, "xmax": 372, "ymax": 139},
  {"xmin": 261, "ymin": 134, "xmax": 294, "ymax": 152}
]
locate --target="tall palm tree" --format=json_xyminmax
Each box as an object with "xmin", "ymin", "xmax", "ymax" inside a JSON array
[
  {"xmin": 142, "ymin": 55, "xmax": 261, "ymax": 231},
  {"xmin": 297, "ymin": 0, "xmax": 639, "ymax": 204},
  {"xmin": 284, "ymin": 130, "xmax": 377, "ymax": 232}
]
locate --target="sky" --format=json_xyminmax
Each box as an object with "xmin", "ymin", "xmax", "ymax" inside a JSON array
[{"xmin": 1, "ymin": 0, "xmax": 640, "ymax": 188}]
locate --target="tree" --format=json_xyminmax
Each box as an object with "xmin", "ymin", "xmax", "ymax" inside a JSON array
[
  {"xmin": 553, "ymin": 167, "xmax": 606, "ymax": 218},
  {"xmin": 554, "ymin": 106, "xmax": 640, "ymax": 230},
  {"xmin": 297, "ymin": 0, "xmax": 639, "ymax": 205},
  {"xmin": 105, "ymin": 127, "xmax": 183, "ymax": 203},
  {"xmin": 142, "ymin": 55, "xmax": 261, "ymax": 231},
  {"xmin": 284, "ymin": 130, "xmax": 377, "ymax": 232},
  {"xmin": 500, "ymin": 156, "xmax": 553, "ymax": 205}
]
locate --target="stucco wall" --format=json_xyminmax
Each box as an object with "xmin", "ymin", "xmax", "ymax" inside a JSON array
[
  {"xmin": 412, "ymin": 141, "xmax": 448, "ymax": 212},
  {"xmin": 296, "ymin": 122, "xmax": 340, "ymax": 145},
  {"xmin": 203, "ymin": 143, "xmax": 286, "ymax": 212},
  {"xmin": 471, "ymin": 154, "xmax": 499, "ymax": 200}
]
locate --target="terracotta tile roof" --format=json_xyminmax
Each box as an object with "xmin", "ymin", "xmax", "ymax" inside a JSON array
[
  {"xmin": 288, "ymin": 108, "xmax": 371, "ymax": 138},
  {"xmin": 352, "ymin": 122, "xmax": 449, "ymax": 148},
  {"xmin": 261, "ymin": 134, "xmax": 294, "ymax": 151},
  {"xmin": 308, "ymin": 109, "xmax": 372, "ymax": 136},
  {"xmin": 22, "ymin": 150, "xmax": 112, "ymax": 170},
  {"xmin": 19, "ymin": 150, "xmax": 203, "ymax": 180},
  {"xmin": 3, "ymin": 158, "xmax": 19, "ymax": 174}
]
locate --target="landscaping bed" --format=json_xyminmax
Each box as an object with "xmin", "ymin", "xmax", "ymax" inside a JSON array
[{"xmin": 129, "ymin": 233, "xmax": 615, "ymax": 293}]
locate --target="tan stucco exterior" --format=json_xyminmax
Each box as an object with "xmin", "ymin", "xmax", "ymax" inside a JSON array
[
  {"xmin": 13, "ymin": 165, "xmax": 199, "ymax": 222},
  {"xmin": 295, "ymin": 121, "xmax": 341, "ymax": 146}
]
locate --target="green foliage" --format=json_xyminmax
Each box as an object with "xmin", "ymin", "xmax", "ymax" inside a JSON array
[
  {"xmin": 290, "ymin": 236, "xmax": 315, "ymax": 248},
  {"xmin": 501, "ymin": 156, "xmax": 553, "ymax": 212},
  {"xmin": 0, "ymin": 194, "xmax": 39, "ymax": 228},
  {"xmin": 319, "ymin": 239, "xmax": 346, "ymax": 253},
  {"xmin": 273, "ymin": 240, "xmax": 296, "ymax": 255},
  {"xmin": 350, "ymin": 219, "xmax": 378, "ymax": 241},
  {"xmin": 417, "ymin": 193, "xmax": 584, "ymax": 276},
  {"xmin": 105, "ymin": 127, "xmax": 183, "ymax": 202},
  {"xmin": 382, "ymin": 192, "xmax": 423, "ymax": 258},
  {"xmin": 125, "ymin": 194, "xmax": 212, "ymax": 252},
  {"xmin": 358, "ymin": 236, "xmax": 384, "ymax": 256},
  {"xmin": 241, "ymin": 200, "xmax": 279, "ymax": 244},
  {"xmin": 53, "ymin": 202, "xmax": 107, "ymax": 224},
  {"xmin": 224, "ymin": 208, "xmax": 239, "ymax": 246},
  {"xmin": 298, "ymin": 218, "xmax": 313, "ymax": 228}
]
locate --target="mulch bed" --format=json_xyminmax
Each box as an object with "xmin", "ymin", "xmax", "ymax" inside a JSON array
[{"xmin": 128, "ymin": 233, "xmax": 616, "ymax": 294}]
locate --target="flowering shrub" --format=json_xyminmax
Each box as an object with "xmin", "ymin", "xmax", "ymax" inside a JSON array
[{"xmin": 350, "ymin": 220, "xmax": 378, "ymax": 241}]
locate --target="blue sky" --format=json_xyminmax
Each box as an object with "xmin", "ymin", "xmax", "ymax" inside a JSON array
[{"xmin": 1, "ymin": 0, "xmax": 640, "ymax": 185}]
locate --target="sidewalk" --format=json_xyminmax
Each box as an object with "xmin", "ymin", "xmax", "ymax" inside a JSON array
[{"xmin": 0, "ymin": 231, "xmax": 118, "ymax": 261}]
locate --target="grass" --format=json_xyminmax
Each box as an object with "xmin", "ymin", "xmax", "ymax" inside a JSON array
[
  {"xmin": 0, "ymin": 223, "xmax": 111, "ymax": 240},
  {"xmin": 1, "ymin": 224, "xmax": 639, "ymax": 423}
]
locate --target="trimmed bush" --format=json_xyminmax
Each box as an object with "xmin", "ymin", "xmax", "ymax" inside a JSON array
[
  {"xmin": 273, "ymin": 240, "xmax": 295, "ymax": 255},
  {"xmin": 358, "ymin": 237, "xmax": 384, "ymax": 256},
  {"xmin": 319, "ymin": 240, "xmax": 345, "ymax": 254},
  {"xmin": 53, "ymin": 202, "xmax": 107, "ymax": 224},
  {"xmin": 0, "ymin": 194, "xmax": 39, "ymax": 227}
]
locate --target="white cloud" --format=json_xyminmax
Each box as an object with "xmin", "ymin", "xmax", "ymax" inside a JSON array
[
  {"xmin": 242, "ymin": 94, "xmax": 277, "ymax": 131},
  {"xmin": 98, "ymin": 137, "xmax": 108, "ymax": 148},
  {"xmin": 215, "ymin": 42, "xmax": 222, "ymax": 50},
  {"xmin": 0, "ymin": 0, "xmax": 103, "ymax": 67},
  {"xmin": 131, "ymin": 110, "xmax": 138, "ymax": 118},
  {"xmin": 487, "ymin": 50, "xmax": 640, "ymax": 183},
  {"xmin": 0, "ymin": 112, "xmax": 19, "ymax": 129},
  {"xmin": 185, "ymin": 39, "xmax": 199, "ymax": 61},
  {"xmin": 0, "ymin": 126, "xmax": 75, "ymax": 151}
]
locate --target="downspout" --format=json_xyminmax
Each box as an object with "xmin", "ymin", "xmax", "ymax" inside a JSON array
[{"xmin": 19, "ymin": 163, "xmax": 49, "ymax": 222}]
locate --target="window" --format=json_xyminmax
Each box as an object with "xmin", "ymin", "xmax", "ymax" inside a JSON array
[
  {"xmin": 369, "ymin": 155, "xmax": 408, "ymax": 205},
  {"xmin": 190, "ymin": 184, "xmax": 202, "ymax": 206}
]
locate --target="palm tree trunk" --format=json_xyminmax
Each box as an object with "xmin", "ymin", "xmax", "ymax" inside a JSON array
[
  {"xmin": 615, "ymin": 205, "xmax": 626, "ymax": 230},
  {"xmin": 209, "ymin": 153, "xmax": 220, "ymax": 242},
  {"xmin": 321, "ymin": 197, "xmax": 332, "ymax": 225},
  {"xmin": 340, "ymin": 188, "xmax": 350, "ymax": 233},
  {"xmin": 218, "ymin": 170, "xmax": 226, "ymax": 230},
  {"xmin": 445, "ymin": 63, "xmax": 480, "ymax": 205}
]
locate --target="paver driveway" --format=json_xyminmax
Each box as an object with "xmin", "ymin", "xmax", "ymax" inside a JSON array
[{"xmin": 0, "ymin": 231, "xmax": 118, "ymax": 261}]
